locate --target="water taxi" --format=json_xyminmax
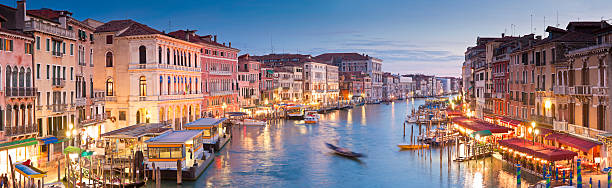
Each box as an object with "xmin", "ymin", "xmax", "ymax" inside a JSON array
[
  {"xmin": 286, "ymin": 105, "xmax": 305, "ymax": 119},
  {"xmin": 304, "ymin": 111, "xmax": 319, "ymax": 124},
  {"xmin": 241, "ymin": 118, "xmax": 267, "ymax": 126}
]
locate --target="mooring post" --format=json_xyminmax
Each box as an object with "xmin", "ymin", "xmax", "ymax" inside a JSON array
[{"xmin": 177, "ymin": 159, "xmax": 182, "ymax": 185}]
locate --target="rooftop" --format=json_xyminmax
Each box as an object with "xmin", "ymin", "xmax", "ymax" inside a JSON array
[
  {"xmin": 100, "ymin": 123, "xmax": 171, "ymax": 139},
  {"xmin": 185, "ymin": 118, "xmax": 227, "ymax": 127},
  {"xmin": 95, "ymin": 19, "xmax": 164, "ymax": 37},
  {"xmin": 145, "ymin": 130, "xmax": 203, "ymax": 143}
]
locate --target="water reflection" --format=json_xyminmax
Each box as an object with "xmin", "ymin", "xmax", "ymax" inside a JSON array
[{"xmin": 148, "ymin": 98, "xmax": 539, "ymax": 188}]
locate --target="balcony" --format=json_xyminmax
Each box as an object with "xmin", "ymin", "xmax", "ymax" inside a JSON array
[
  {"xmin": 159, "ymin": 93, "xmax": 204, "ymax": 101},
  {"xmin": 51, "ymin": 51, "xmax": 63, "ymax": 57},
  {"xmin": 75, "ymin": 98, "xmax": 87, "ymax": 106},
  {"xmin": 24, "ymin": 20, "xmax": 75, "ymax": 39},
  {"xmin": 553, "ymin": 85, "xmax": 568, "ymax": 95},
  {"xmin": 4, "ymin": 125, "xmax": 38, "ymax": 137},
  {"xmin": 105, "ymin": 96, "xmax": 117, "ymax": 102},
  {"xmin": 570, "ymin": 85, "xmax": 592, "ymax": 95},
  {"xmin": 210, "ymin": 90, "xmax": 234, "ymax": 96},
  {"xmin": 52, "ymin": 78, "xmax": 65, "ymax": 88},
  {"xmin": 209, "ymin": 70, "xmax": 232, "ymax": 76},
  {"xmin": 128, "ymin": 63, "xmax": 201, "ymax": 72},
  {"xmin": 5, "ymin": 87, "xmax": 37, "ymax": 98},
  {"xmin": 592, "ymin": 87, "xmax": 608, "ymax": 96},
  {"xmin": 555, "ymin": 121, "xmax": 607, "ymax": 141},
  {"xmin": 532, "ymin": 114, "xmax": 553, "ymax": 125},
  {"xmin": 51, "ymin": 104, "xmax": 67, "ymax": 113},
  {"xmin": 78, "ymin": 114, "xmax": 107, "ymax": 127}
]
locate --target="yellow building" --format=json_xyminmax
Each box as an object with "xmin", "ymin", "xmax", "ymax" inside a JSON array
[{"xmin": 93, "ymin": 20, "xmax": 203, "ymax": 131}]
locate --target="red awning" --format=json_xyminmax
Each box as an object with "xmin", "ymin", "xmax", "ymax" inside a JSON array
[
  {"xmin": 499, "ymin": 117, "xmax": 522, "ymax": 127},
  {"xmin": 446, "ymin": 110, "xmax": 462, "ymax": 117},
  {"xmin": 451, "ymin": 116, "xmax": 512, "ymax": 134},
  {"xmin": 545, "ymin": 132, "xmax": 601, "ymax": 152},
  {"xmin": 498, "ymin": 138, "xmax": 577, "ymax": 161}
]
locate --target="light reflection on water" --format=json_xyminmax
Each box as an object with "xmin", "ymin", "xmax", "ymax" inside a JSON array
[{"xmin": 147, "ymin": 98, "xmax": 540, "ymax": 188}]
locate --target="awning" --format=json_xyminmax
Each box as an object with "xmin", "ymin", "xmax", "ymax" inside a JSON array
[
  {"xmin": 39, "ymin": 137, "xmax": 58, "ymax": 145},
  {"xmin": 471, "ymin": 130, "xmax": 492, "ymax": 137},
  {"xmin": 266, "ymin": 70, "xmax": 274, "ymax": 74},
  {"xmin": 445, "ymin": 110, "xmax": 462, "ymax": 117},
  {"xmin": 14, "ymin": 163, "xmax": 46, "ymax": 178},
  {"xmin": 545, "ymin": 132, "xmax": 602, "ymax": 152},
  {"xmin": 0, "ymin": 138, "xmax": 38, "ymax": 150},
  {"xmin": 498, "ymin": 138, "xmax": 577, "ymax": 161},
  {"xmin": 499, "ymin": 117, "xmax": 522, "ymax": 127},
  {"xmin": 452, "ymin": 116, "xmax": 513, "ymax": 134}
]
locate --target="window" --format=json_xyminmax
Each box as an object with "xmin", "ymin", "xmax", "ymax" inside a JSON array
[
  {"xmin": 70, "ymin": 67, "xmax": 73, "ymax": 80},
  {"xmin": 46, "ymin": 65, "xmax": 50, "ymax": 79},
  {"xmin": 166, "ymin": 48, "xmax": 170, "ymax": 64},
  {"xmin": 90, "ymin": 49, "xmax": 93, "ymax": 66},
  {"xmin": 119, "ymin": 111, "xmax": 126, "ymax": 121},
  {"xmin": 106, "ymin": 35, "xmax": 113, "ymax": 44},
  {"xmin": 36, "ymin": 64, "xmax": 40, "ymax": 79},
  {"xmin": 36, "ymin": 36, "xmax": 40, "ymax": 50},
  {"xmin": 139, "ymin": 46, "xmax": 146, "ymax": 64},
  {"xmin": 139, "ymin": 76, "xmax": 147, "ymax": 96},
  {"xmin": 46, "ymin": 38, "xmax": 50, "ymax": 51},
  {"xmin": 106, "ymin": 52, "xmax": 113, "ymax": 67},
  {"xmin": 158, "ymin": 47, "xmax": 162, "ymax": 64}
]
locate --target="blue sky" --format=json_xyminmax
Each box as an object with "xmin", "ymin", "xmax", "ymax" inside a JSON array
[{"xmin": 8, "ymin": 0, "xmax": 612, "ymax": 76}]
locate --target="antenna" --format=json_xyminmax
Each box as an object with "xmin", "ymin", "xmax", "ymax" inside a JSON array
[
  {"xmin": 530, "ymin": 14, "xmax": 533, "ymax": 34},
  {"xmin": 543, "ymin": 16, "xmax": 546, "ymax": 37},
  {"xmin": 556, "ymin": 11, "xmax": 559, "ymax": 27}
]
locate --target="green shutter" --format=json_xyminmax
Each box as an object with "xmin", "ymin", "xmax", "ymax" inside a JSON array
[{"xmin": 10, "ymin": 40, "xmax": 13, "ymax": 51}]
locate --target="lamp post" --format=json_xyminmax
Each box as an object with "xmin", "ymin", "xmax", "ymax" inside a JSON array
[{"xmin": 534, "ymin": 129, "xmax": 540, "ymax": 145}]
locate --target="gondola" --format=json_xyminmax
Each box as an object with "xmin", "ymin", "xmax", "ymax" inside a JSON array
[{"xmin": 325, "ymin": 143, "xmax": 365, "ymax": 158}]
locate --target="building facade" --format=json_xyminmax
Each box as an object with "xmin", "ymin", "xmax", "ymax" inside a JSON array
[
  {"xmin": 316, "ymin": 53, "xmax": 383, "ymax": 102},
  {"xmin": 237, "ymin": 54, "xmax": 261, "ymax": 107}
]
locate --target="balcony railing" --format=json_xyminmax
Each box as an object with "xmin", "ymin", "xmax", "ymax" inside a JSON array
[
  {"xmin": 51, "ymin": 104, "xmax": 67, "ymax": 113},
  {"xmin": 553, "ymin": 85, "xmax": 568, "ymax": 95},
  {"xmin": 128, "ymin": 63, "xmax": 201, "ymax": 72},
  {"xmin": 75, "ymin": 98, "xmax": 87, "ymax": 106},
  {"xmin": 52, "ymin": 78, "xmax": 65, "ymax": 88},
  {"xmin": 210, "ymin": 90, "xmax": 234, "ymax": 96},
  {"xmin": 570, "ymin": 85, "xmax": 592, "ymax": 95},
  {"xmin": 5, "ymin": 87, "xmax": 37, "ymax": 97},
  {"xmin": 51, "ymin": 51, "xmax": 63, "ymax": 57},
  {"xmin": 209, "ymin": 70, "xmax": 232, "ymax": 75},
  {"xmin": 24, "ymin": 20, "xmax": 75, "ymax": 39},
  {"xmin": 592, "ymin": 87, "xmax": 608, "ymax": 96},
  {"xmin": 78, "ymin": 114, "xmax": 107, "ymax": 127},
  {"xmin": 4, "ymin": 125, "xmax": 38, "ymax": 137},
  {"xmin": 532, "ymin": 115, "xmax": 553, "ymax": 125},
  {"xmin": 555, "ymin": 121, "xmax": 607, "ymax": 141}
]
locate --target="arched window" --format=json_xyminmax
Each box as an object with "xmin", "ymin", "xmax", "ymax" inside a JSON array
[
  {"xmin": 5, "ymin": 67, "xmax": 10, "ymax": 90},
  {"xmin": 167, "ymin": 76, "xmax": 171, "ymax": 94},
  {"xmin": 19, "ymin": 67, "xmax": 24, "ymax": 87},
  {"xmin": 173, "ymin": 50, "xmax": 177, "ymax": 65},
  {"xmin": 136, "ymin": 111, "xmax": 141, "ymax": 124},
  {"xmin": 106, "ymin": 78, "xmax": 114, "ymax": 96},
  {"xmin": 158, "ymin": 46, "xmax": 162, "ymax": 64},
  {"xmin": 139, "ymin": 45, "xmax": 146, "ymax": 64},
  {"xmin": 106, "ymin": 52, "xmax": 113, "ymax": 67},
  {"xmin": 166, "ymin": 48, "xmax": 170, "ymax": 64},
  {"xmin": 12, "ymin": 67, "xmax": 17, "ymax": 88},
  {"xmin": 159, "ymin": 76, "xmax": 163, "ymax": 94},
  {"xmin": 139, "ymin": 76, "xmax": 147, "ymax": 96},
  {"xmin": 25, "ymin": 68, "xmax": 31, "ymax": 88},
  {"xmin": 188, "ymin": 53, "xmax": 191, "ymax": 67}
]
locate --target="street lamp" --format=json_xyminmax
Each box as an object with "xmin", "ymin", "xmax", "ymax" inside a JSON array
[
  {"xmin": 531, "ymin": 121, "xmax": 536, "ymax": 145},
  {"xmin": 534, "ymin": 129, "xmax": 540, "ymax": 145}
]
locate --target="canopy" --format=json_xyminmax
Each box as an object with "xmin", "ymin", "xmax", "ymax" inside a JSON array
[
  {"xmin": 471, "ymin": 130, "xmax": 492, "ymax": 137},
  {"xmin": 14, "ymin": 163, "xmax": 46, "ymax": 178},
  {"xmin": 266, "ymin": 70, "xmax": 274, "ymax": 74},
  {"xmin": 545, "ymin": 132, "xmax": 601, "ymax": 152},
  {"xmin": 498, "ymin": 138, "xmax": 577, "ymax": 161},
  {"xmin": 445, "ymin": 110, "xmax": 462, "ymax": 117},
  {"xmin": 452, "ymin": 116, "xmax": 512, "ymax": 134},
  {"xmin": 39, "ymin": 137, "xmax": 59, "ymax": 145},
  {"xmin": 499, "ymin": 117, "xmax": 522, "ymax": 127},
  {"xmin": 63, "ymin": 146, "xmax": 83, "ymax": 154}
]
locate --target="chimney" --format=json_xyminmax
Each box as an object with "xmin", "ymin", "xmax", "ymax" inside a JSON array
[
  {"xmin": 229, "ymin": 42, "xmax": 231, "ymax": 48},
  {"xmin": 536, "ymin": 35, "xmax": 542, "ymax": 40},
  {"xmin": 214, "ymin": 35, "xmax": 217, "ymax": 42},
  {"xmin": 15, "ymin": 0, "xmax": 25, "ymax": 30},
  {"xmin": 501, "ymin": 33, "xmax": 505, "ymax": 38},
  {"xmin": 58, "ymin": 11, "xmax": 68, "ymax": 28}
]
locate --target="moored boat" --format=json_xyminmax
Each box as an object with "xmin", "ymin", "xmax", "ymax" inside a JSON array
[
  {"xmin": 241, "ymin": 118, "xmax": 267, "ymax": 126},
  {"xmin": 397, "ymin": 144, "xmax": 429, "ymax": 150},
  {"xmin": 304, "ymin": 111, "xmax": 319, "ymax": 124}
]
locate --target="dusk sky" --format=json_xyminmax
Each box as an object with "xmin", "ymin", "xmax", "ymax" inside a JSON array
[{"xmin": 10, "ymin": 0, "xmax": 612, "ymax": 76}]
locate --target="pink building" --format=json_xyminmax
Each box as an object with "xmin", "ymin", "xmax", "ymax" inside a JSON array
[
  {"xmin": 168, "ymin": 30, "xmax": 240, "ymax": 117},
  {"xmin": 238, "ymin": 54, "xmax": 261, "ymax": 107},
  {"xmin": 0, "ymin": 17, "xmax": 36, "ymax": 173}
]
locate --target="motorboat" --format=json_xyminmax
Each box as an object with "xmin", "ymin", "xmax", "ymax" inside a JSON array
[
  {"xmin": 304, "ymin": 111, "xmax": 319, "ymax": 124},
  {"xmin": 241, "ymin": 119, "xmax": 267, "ymax": 126},
  {"xmin": 325, "ymin": 143, "xmax": 365, "ymax": 158}
]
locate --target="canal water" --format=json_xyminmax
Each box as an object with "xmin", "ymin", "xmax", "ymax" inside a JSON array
[{"xmin": 148, "ymin": 98, "xmax": 541, "ymax": 188}]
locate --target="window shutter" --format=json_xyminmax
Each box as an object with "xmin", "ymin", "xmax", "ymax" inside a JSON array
[{"xmin": 9, "ymin": 40, "xmax": 13, "ymax": 51}]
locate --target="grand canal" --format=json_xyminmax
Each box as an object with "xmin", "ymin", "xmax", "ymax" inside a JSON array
[{"xmin": 149, "ymin": 98, "xmax": 541, "ymax": 187}]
